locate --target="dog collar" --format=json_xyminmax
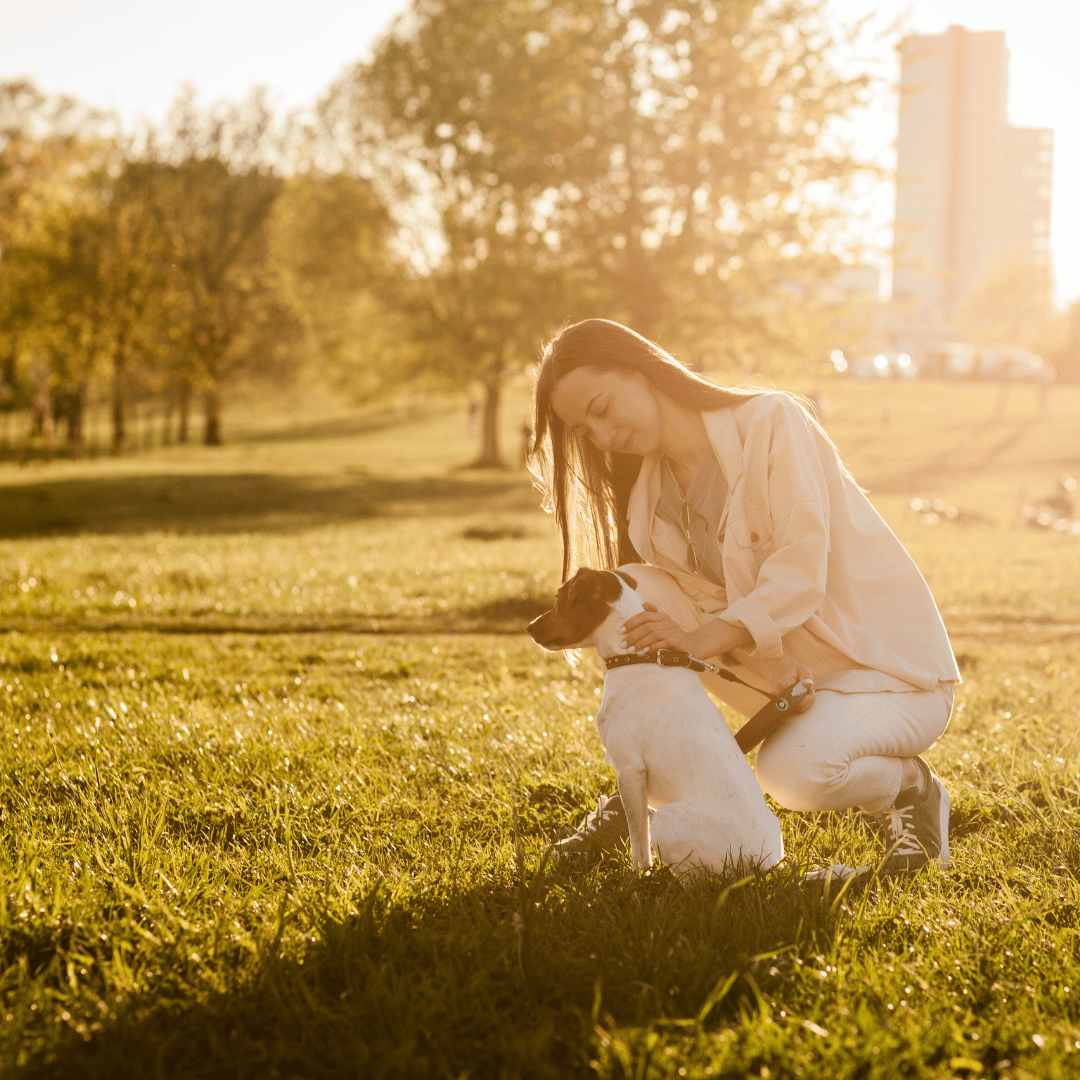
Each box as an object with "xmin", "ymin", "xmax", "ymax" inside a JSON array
[
  {"xmin": 603, "ymin": 648, "xmax": 803, "ymax": 709},
  {"xmin": 604, "ymin": 648, "xmax": 714, "ymax": 674}
]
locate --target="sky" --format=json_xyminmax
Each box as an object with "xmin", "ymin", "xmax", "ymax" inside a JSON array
[{"xmin": 1, "ymin": 0, "xmax": 1077, "ymax": 305}]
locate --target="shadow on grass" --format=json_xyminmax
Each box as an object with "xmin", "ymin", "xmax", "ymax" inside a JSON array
[
  {"xmin": 227, "ymin": 403, "xmax": 450, "ymax": 445},
  {"xmin": 28, "ymin": 862, "xmax": 852, "ymax": 1080},
  {"xmin": 863, "ymin": 414, "xmax": 1073, "ymax": 496},
  {"xmin": 0, "ymin": 472, "xmax": 537, "ymax": 538},
  {"xmin": 4, "ymin": 595, "xmax": 555, "ymax": 637}
]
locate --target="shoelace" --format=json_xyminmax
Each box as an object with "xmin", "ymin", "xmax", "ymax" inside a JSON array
[
  {"xmin": 583, "ymin": 801, "xmax": 619, "ymax": 832},
  {"xmin": 881, "ymin": 805, "xmax": 922, "ymax": 856}
]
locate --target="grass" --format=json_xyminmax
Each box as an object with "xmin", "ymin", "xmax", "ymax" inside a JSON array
[{"xmin": 1, "ymin": 374, "xmax": 1080, "ymax": 1077}]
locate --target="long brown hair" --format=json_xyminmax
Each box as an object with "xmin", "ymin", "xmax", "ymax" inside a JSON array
[{"xmin": 528, "ymin": 319, "xmax": 763, "ymax": 581}]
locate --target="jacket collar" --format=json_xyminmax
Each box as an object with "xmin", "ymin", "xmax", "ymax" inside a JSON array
[{"xmin": 626, "ymin": 406, "xmax": 744, "ymax": 559}]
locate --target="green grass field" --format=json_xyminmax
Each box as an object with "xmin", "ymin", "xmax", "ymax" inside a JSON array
[{"xmin": 2, "ymin": 375, "xmax": 1080, "ymax": 1078}]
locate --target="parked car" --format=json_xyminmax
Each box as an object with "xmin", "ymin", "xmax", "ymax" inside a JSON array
[{"xmin": 849, "ymin": 353, "xmax": 918, "ymax": 380}]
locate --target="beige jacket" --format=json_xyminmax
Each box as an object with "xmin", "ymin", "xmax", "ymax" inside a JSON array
[{"xmin": 626, "ymin": 392, "xmax": 961, "ymax": 693}]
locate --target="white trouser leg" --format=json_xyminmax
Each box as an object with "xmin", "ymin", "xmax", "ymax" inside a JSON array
[{"xmin": 754, "ymin": 684, "xmax": 954, "ymax": 813}]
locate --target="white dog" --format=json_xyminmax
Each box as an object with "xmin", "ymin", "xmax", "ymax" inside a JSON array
[{"xmin": 528, "ymin": 567, "xmax": 784, "ymax": 877}]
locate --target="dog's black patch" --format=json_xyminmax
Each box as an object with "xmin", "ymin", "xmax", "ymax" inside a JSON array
[
  {"xmin": 568, "ymin": 568, "xmax": 622, "ymax": 605},
  {"xmin": 613, "ymin": 570, "xmax": 637, "ymax": 590},
  {"xmin": 530, "ymin": 567, "xmax": 621, "ymax": 648}
]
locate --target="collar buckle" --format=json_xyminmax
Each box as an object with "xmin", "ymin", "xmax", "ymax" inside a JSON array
[{"xmin": 656, "ymin": 648, "xmax": 692, "ymax": 669}]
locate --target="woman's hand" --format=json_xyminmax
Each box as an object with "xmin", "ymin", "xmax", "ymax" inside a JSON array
[
  {"xmin": 619, "ymin": 603, "xmax": 699, "ymax": 655},
  {"xmin": 770, "ymin": 661, "xmax": 816, "ymax": 713},
  {"xmin": 621, "ymin": 606, "xmax": 817, "ymax": 714}
]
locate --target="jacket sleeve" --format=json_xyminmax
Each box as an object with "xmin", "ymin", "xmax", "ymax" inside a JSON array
[{"xmin": 718, "ymin": 396, "xmax": 831, "ymax": 660}]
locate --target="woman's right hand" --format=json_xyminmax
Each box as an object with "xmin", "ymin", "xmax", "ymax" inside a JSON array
[{"xmin": 771, "ymin": 661, "xmax": 816, "ymax": 713}]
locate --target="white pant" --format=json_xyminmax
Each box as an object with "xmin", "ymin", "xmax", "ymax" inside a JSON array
[
  {"xmin": 624, "ymin": 563, "xmax": 954, "ymax": 814},
  {"xmin": 755, "ymin": 684, "xmax": 952, "ymax": 813}
]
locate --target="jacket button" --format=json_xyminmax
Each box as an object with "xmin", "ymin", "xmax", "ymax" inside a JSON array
[{"xmin": 750, "ymin": 531, "xmax": 760, "ymax": 543}]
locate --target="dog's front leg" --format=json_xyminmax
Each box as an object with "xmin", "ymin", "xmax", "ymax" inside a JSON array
[{"xmin": 618, "ymin": 764, "xmax": 652, "ymax": 873}]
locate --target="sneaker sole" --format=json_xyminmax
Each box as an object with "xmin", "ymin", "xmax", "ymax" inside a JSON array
[{"xmin": 932, "ymin": 772, "xmax": 950, "ymax": 867}]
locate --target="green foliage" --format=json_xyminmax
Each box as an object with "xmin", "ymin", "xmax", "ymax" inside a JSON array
[
  {"xmin": 269, "ymin": 173, "xmax": 418, "ymax": 402},
  {"xmin": 0, "ymin": 85, "xmax": 328, "ymax": 451},
  {"xmin": 0, "ymin": 81, "xmax": 114, "ymax": 423},
  {"xmin": 343, "ymin": 0, "xmax": 873, "ymax": 403}
]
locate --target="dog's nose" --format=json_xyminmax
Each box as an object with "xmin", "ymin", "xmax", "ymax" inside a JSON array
[{"xmin": 527, "ymin": 612, "xmax": 562, "ymax": 647}]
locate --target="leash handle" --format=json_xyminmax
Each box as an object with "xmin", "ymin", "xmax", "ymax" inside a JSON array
[{"xmin": 734, "ymin": 680, "xmax": 811, "ymax": 753}]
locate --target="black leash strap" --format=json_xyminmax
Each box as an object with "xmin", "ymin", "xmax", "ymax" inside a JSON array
[{"xmin": 602, "ymin": 649, "xmax": 810, "ymax": 753}]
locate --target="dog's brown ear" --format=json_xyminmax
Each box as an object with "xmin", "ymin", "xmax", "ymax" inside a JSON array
[
  {"xmin": 614, "ymin": 570, "xmax": 637, "ymax": 590},
  {"xmin": 564, "ymin": 569, "xmax": 591, "ymax": 605},
  {"xmin": 567, "ymin": 567, "xmax": 622, "ymax": 604}
]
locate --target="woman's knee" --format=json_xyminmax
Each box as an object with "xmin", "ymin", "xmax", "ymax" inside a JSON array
[{"xmin": 755, "ymin": 735, "xmax": 848, "ymax": 812}]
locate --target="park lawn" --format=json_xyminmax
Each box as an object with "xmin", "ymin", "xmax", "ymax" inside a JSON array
[{"xmin": 1, "ymin": 377, "xmax": 1079, "ymax": 1077}]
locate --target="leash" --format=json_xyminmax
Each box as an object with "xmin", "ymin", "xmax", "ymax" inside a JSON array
[{"xmin": 602, "ymin": 648, "xmax": 811, "ymax": 753}]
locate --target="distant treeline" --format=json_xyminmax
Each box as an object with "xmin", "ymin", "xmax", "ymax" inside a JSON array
[{"xmin": 4, "ymin": 0, "xmax": 1072, "ymax": 465}]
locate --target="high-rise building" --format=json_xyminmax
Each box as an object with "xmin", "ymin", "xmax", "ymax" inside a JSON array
[{"xmin": 892, "ymin": 25, "xmax": 1053, "ymax": 325}]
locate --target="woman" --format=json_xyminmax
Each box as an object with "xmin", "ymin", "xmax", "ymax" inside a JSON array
[{"xmin": 528, "ymin": 319, "xmax": 960, "ymax": 872}]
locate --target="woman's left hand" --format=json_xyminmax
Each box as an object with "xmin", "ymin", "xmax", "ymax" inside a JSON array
[{"xmin": 619, "ymin": 603, "xmax": 698, "ymax": 654}]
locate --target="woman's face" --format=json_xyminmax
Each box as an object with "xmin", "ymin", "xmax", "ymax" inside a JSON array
[{"xmin": 549, "ymin": 364, "xmax": 661, "ymax": 457}]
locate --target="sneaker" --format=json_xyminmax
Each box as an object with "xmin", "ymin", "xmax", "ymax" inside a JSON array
[
  {"xmin": 803, "ymin": 863, "xmax": 870, "ymax": 884},
  {"xmin": 549, "ymin": 793, "xmax": 629, "ymax": 856},
  {"xmin": 879, "ymin": 757, "xmax": 950, "ymax": 872}
]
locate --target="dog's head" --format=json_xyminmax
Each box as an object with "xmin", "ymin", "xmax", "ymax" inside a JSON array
[{"xmin": 527, "ymin": 568, "xmax": 638, "ymax": 651}]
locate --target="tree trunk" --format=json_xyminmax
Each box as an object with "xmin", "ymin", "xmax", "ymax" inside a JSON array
[
  {"xmin": 178, "ymin": 384, "xmax": 191, "ymax": 444},
  {"xmin": 65, "ymin": 387, "xmax": 85, "ymax": 449},
  {"xmin": 474, "ymin": 378, "xmax": 503, "ymax": 467},
  {"xmin": 202, "ymin": 385, "xmax": 222, "ymax": 446},
  {"xmin": 111, "ymin": 353, "xmax": 126, "ymax": 455}
]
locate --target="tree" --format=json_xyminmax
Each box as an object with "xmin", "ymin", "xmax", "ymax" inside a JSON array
[
  {"xmin": 955, "ymin": 246, "xmax": 1066, "ymax": 358},
  {"xmin": 1054, "ymin": 296, "xmax": 1080, "ymax": 384},
  {"xmin": 18, "ymin": 205, "xmax": 105, "ymax": 445},
  {"xmin": 1, "ymin": 83, "xmax": 308, "ymax": 454},
  {"xmin": 135, "ymin": 90, "xmax": 302, "ymax": 446},
  {"xmin": 330, "ymin": 19, "xmax": 568, "ymax": 466},
  {"xmin": 336, "ymin": 0, "xmax": 872, "ymax": 463},
  {"xmin": 0, "ymin": 81, "xmax": 117, "ymax": 448},
  {"xmin": 269, "ymin": 172, "xmax": 416, "ymax": 402}
]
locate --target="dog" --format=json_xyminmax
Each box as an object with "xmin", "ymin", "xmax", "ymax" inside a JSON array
[{"xmin": 528, "ymin": 567, "xmax": 784, "ymax": 877}]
